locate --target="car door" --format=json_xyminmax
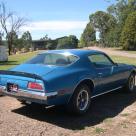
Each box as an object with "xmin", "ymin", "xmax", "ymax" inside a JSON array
[{"xmin": 88, "ymin": 53, "xmax": 122, "ymax": 95}]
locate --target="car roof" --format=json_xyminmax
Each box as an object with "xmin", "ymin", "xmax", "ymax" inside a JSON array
[{"xmin": 40, "ymin": 49, "xmax": 104, "ymax": 57}]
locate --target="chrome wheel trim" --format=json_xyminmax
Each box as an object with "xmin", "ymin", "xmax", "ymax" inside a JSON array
[
  {"xmin": 129, "ymin": 75, "xmax": 135, "ymax": 91},
  {"xmin": 76, "ymin": 89, "xmax": 89, "ymax": 111}
]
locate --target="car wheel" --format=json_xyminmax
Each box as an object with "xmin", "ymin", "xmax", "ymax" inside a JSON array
[
  {"xmin": 66, "ymin": 84, "xmax": 91, "ymax": 115},
  {"xmin": 124, "ymin": 73, "xmax": 135, "ymax": 92}
]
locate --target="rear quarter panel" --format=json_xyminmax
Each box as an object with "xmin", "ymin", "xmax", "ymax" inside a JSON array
[{"xmin": 43, "ymin": 59, "xmax": 96, "ymax": 104}]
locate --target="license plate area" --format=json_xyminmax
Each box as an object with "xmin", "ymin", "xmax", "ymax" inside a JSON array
[{"xmin": 7, "ymin": 83, "xmax": 19, "ymax": 93}]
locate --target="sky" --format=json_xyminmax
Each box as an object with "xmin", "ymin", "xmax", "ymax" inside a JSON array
[{"xmin": 4, "ymin": 0, "xmax": 116, "ymax": 40}]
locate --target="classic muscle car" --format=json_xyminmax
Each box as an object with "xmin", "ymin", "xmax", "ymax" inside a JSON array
[{"xmin": 0, "ymin": 49, "xmax": 135, "ymax": 114}]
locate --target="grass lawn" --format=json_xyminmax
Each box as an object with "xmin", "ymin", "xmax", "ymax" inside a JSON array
[
  {"xmin": 0, "ymin": 51, "xmax": 39, "ymax": 70},
  {"xmin": 111, "ymin": 47, "xmax": 136, "ymax": 54},
  {"xmin": 111, "ymin": 55, "xmax": 136, "ymax": 65},
  {"xmin": 124, "ymin": 51, "xmax": 136, "ymax": 54},
  {"xmin": 0, "ymin": 51, "xmax": 136, "ymax": 70}
]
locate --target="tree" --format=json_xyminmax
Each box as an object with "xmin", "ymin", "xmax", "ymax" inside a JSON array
[
  {"xmin": 120, "ymin": 11, "xmax": 136, "ymax": 50},
  {"xmin": 106, "ymin": 0, "xmax": 136, "ymax": 47},
  {"xmin": 14, "ymin": 38, "xmax": 24, "ymax": 51},
  {"xmin": 0, "ymin": 2, "xmax": 26, "ymax": 55},
  {"xmin": 6, "ymin": 31, "xmax": 18, "ymax": 50},
  {"xmin": 81, "ymin": 0, "xmax": 136, "ymax": 48},
  {"xmin": 80, "ymin": 23, "xmax": 96, "ymax": 47},
  {"xmin": 89, "ymin": 11, "xmax": 116, "ymax": 46},
  {"xmin": 104, "ymin": 26, "xmax": 121, "ymax": 47},
  {"xmin": 107, "ymin": 0, "xmax": 136, "ymax": 23},
  {"xmin": 40, "ymin": 34, "xmax": 50, "ymax": 41},
  {"xmin": 0, "ymin": 31, "xmax": 4, "ymax": 45},
  {"xmin": 46, "ymin": 40, "xmax": 57, "ymax": 50},
  {"xmin": 21, "ymin": 31, "xmax": 32, "ymax": 51},
  {"xmin": 57, "ymin": 35, "xmax": 78, "ymax": 49}
]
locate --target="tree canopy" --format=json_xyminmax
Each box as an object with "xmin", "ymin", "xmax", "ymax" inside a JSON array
[
  {"xmin": 80, "ymin": 23, "xmax": 96, "ymax": 47},
  {"xmin": 57, "ymin": 35, "xmax": 78, "ymax": 49},
  {"xmin": 21, "ymin": 31, "xmax": 32, "ymax": 50},
  {"xmin": 120, "ymin": 11, "xmax": 136, "ymax": 50}
]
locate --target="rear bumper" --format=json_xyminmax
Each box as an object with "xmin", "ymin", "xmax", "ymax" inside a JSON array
[{"xmin": 0, "ymin": 85, "xmax": 58, "ymax": 104}]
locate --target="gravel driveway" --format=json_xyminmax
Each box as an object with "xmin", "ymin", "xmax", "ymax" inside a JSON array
[{"xmin": 0, "ymin": 86, "xmax": 136, "ymax": 136}]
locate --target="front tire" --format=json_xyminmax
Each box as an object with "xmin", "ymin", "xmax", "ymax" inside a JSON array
[
  {"xmin": 66, "ymin": 84, "xmax": 91, "ymax": 115},
  {"xmin": 124, "ymin": 73, "xmax": 135, "ymax": 92}
]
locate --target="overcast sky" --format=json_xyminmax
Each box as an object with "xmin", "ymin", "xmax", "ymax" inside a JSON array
[{"xmin": 5, "ymin": 0, "xmax": 116, "ymax": 39}]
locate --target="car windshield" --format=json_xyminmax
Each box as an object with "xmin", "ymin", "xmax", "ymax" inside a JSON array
[{"xmin": 26, "ymin": 53, "xmax": 78, "ymax": 66}]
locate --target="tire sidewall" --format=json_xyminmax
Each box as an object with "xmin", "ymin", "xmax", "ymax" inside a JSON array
[
  {"xmin": 127, "ymin": 73, "xmax": 135, "ymax": 92},
  {"xmin": 70, "ymin": 84, "xmax": 91, "ymax": 115}
]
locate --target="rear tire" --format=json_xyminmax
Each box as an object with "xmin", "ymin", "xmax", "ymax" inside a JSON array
[
  {"xmin": 124, "ymin": 73, "xmax": 135, "ymax": 92},
  {"xmin": 66, "ymin": 84, "xmax": 91, "ymax": 115}
]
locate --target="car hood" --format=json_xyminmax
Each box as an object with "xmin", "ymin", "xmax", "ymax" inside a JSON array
[{"xmin": 10, "ymin": 64, "xmax": 57, "ymax": 76}]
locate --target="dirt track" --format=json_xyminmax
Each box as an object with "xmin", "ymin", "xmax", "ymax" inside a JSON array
[{"xmin": 0, "ymin": 86, "xmax": 136, "ymax": 136}]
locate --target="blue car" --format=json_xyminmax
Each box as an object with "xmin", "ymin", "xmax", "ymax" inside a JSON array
[{"xmin": 0, "ymin": 49, "xmax": 135, "ymax": 114}]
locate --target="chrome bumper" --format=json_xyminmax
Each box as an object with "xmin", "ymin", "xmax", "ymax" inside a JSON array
[{"xmin": 0, "ymin": 85, "xmax": 58, "ymax": 103}]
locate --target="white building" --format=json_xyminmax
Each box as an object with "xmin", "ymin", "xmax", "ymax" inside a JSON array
[{"xmin": 0, "ymin": 46, "xmax": 8, "ymax": 61}]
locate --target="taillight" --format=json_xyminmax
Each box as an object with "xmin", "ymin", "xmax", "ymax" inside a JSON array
[{"xmin": 28, "ymin": 82, "xmax": 43, "ymax": 91}]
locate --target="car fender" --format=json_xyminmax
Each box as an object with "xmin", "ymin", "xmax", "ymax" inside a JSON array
[{"xmin": 66, "ymin": 76, "xmax": 95, "ymax": 104}]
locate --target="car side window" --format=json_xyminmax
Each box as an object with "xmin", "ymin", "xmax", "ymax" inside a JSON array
[{"xmin": 88, "ymin": 54, "xmax": 114, "ymax": 68}]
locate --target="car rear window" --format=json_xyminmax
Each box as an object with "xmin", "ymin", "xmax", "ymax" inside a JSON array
[{"xmin": 26, "ymin": 53, "xmax": 78, "ymax": 66}]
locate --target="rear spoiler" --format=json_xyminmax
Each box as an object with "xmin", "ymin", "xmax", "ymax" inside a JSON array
[{"xmin": 0, "ymin": 70, "xmax": 44, "ymax": 81}]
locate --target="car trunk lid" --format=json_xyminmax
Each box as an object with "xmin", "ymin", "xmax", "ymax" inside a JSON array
[
  {"xmin": 0, "ymin": 64, "xmax": 57, "ymax": 91},
  {"xmin": 11, "ymin": 64, "xmax": 57, "ymax": 76}
]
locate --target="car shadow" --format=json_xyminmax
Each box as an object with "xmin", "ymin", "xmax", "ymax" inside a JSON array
[
  {"xmin": 12, "ymin": 87, "xmax": 136, "ymax": 130},
  {"xmin": 0, "ymin": 61, "xmax": 18, "ymax": 66}
]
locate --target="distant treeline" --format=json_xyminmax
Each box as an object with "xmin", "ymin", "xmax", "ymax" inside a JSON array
[
  {"xmin": 1, "ymin": 0, "xmax": 136, "ymax": 53},
  {"xmin": 1, "ymin": 33, "xmax": 79, "ymax": 52}
]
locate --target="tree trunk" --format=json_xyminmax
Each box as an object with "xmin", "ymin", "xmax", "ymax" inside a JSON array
[{"xmin": 8, "ymin": 38, "xmax": 12, "ymax": 56}]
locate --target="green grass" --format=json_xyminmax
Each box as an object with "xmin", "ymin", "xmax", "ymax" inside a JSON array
[
  {"xmin": 120, "ymin": 113, "xmax": 129, "ymax": 117},
  {"xmin": 110, "ymin": 47, "xmax": 136, "ymax": 54},
  {"xmin": 0, "ymin": 51, "xmax": 39, "ymax": 70},
  {"xmin": 120, "ymin": 123, "xmax": 128, "ymax": 128},
  {"xmin": 125, "ymin": 51, "xmax": 136, "ymax": 54},
  {"xmin": 0, "ymin": 52, "xmax": 135, "ymax": 70},
  {"xmin": 103, "ymin": 118, "xmax": 113, "ymax": 123},
  {"xmin": 94, "ymin": 127, "xmax": 105, "ymax": 134},
  {"xmin": 111, "ymin": 55, "xmax": 136, "ymax": 65}
]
